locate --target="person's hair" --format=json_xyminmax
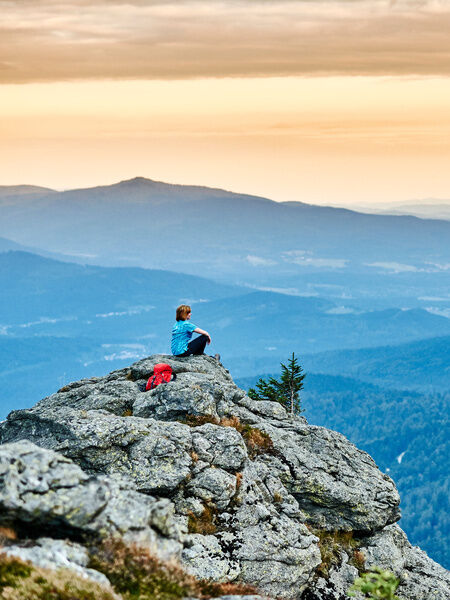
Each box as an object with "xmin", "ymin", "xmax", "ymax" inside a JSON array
[{"xmin": 176, "ymin": 304, "xmax": 191, "ymax": 321}]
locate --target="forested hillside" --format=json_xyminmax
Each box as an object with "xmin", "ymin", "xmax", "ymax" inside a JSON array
[{"xmin": 300, "ymin": 336, "xmax": 450, "ymax": 392}]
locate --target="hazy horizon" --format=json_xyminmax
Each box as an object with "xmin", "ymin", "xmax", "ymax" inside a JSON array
[{"xmin": 2, "ymin": 176, "xmax": 450, "ymax": 212}]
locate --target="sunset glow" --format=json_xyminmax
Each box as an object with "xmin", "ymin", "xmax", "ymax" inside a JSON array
[{"xmin": 2, "ymin": 1, "xmax": 450, "ymax": 205}]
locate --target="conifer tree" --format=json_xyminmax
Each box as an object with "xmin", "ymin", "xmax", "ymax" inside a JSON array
[
  {"xmin": 248, "ymin": 352, "xmax": 306, "ymax": 414},
  {"xmin": 247, "ymin": 376, "xmax": 279, "ymax": 403},
  {"xmin": 279, "ymin": 352, "xmax": 306, "ymax": 414}
]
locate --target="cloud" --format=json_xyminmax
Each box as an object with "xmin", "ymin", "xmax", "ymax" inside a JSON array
[
  {"xmin": 246, "ymin": 255, "xmax": 277, "ymax": 266},
  {"xmin": 326, "ymin": 306, "xmax": 356, "ymax": 314},
  {"xmin": 177, "ymin": 298, "xmax": 209, "ymax": 304},
  {"xmin": 17, "ymin": 315, "xmax": 77, "ymax": 327},
  {"xmin": 253, "ymin": 286, "xmax": 302, "ymax": 295},
  {"xmin": 2, "ymin": 1, "xmax": 450, "ymax": 82},
  {"xmin": 425, "ymin": 262, "xmax": 450, "ymax": 270},
  {"xmin": 102, "ymin": 342, "xmax": 148, "ymax": 361},
  {"xmin": 365, "ymin": 261, "xmax": 419, "ymax": 272},
  {"xmin": 285, "ymin": 255, "xmax": 349, "ymax": 268},
  {"xmin": 424, "ymin": 307, "xmax": 450, "ymax": 318},
  {"xmin": 95, "ymin": 305, "xmax": 154, "ymax": 318}
]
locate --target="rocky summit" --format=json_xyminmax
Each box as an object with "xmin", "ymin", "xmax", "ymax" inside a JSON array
[{"xmin": 0, "ymin": 355, "xmax": 448, "ymax": 599}]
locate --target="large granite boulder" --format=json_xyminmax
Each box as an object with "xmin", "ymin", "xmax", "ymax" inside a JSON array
[
  {"xmin": 256, "ymin": 421, "xmax": 400, "ymax": 533},
  {"xmin": 1, "ymin": 408, "xmax": 193, "ymax": 494},
  {"xmin": 0, "ymin": 440, "xmax": 182, "ymax": 558},
  {"xmin": 0, "ymin": 355, "xmax": 447, "ymax": 599},
  {"xmin": 362, "ymin": 524, "xmax": 450, "ymax": 600}
]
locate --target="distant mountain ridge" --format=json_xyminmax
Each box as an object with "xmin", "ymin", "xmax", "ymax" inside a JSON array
[
  {"xmin": 361, "ymin": 201, "xmax": 450, "ymax": 221},
  {"xmin": 1, "ymin": 177, "xmax": 448, "ymax": 321},
  {"xmin": 2, "ymin": 251, "xmax": 449, "ymax": 359},
  {"xmin": 0, "ymin": 236, "xmax": 77, "ymax": 261},
  {"xmin": 300, "ymin": 335, "xmax": 450, "ymax": 392},
  {"xmin": 1, "ymin": 178, "xmax": 448, "ymax": 287},
  {"xmin": 0, "ymin": 237, "xmax": 29, "ymax": 252},
  {"xmin": 1, "ymin": 250, "xmax": 449, "ymax": 420},
  {"xmin": 0, "ymin": 184, "xmax": 56, "ymax": 198},
  {"xmin": 0, "ymin": 250, "xmax": 243, "ymax": 325}
]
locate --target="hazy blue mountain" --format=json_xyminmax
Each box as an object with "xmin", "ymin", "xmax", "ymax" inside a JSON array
[
  {"xmin": 0, "ymin": 178, "xmax": 449, "ymax": 304},
  {"xmin": 1, "ymin": 251, "xmax": 449, "ymax": 423},
  {"xmin": 193, "ymin": 295, "xmax": 450, "ymax": 361},
  {"xmin": 0, "ymin": 336, "xmax": 102, "ymax": 416},
  {"xmin": 299, "ymin": 336, "xmax": 450, "ymax": 392},
  {"xmin": 2, "ymin": 252, "xmax": 449, "ymax": 361},
  {"xmin": 0, "ymin": 236, "xmax": 29, "ymax": 252},
  {"xmin": 236, "ymin": 371, "xmax": 450, "ymax": 569},
  {"xmin": 0, "ymin": 235, "xmax": 75, "ymax": 261},
  {"xmin": 0, "ymin": 251, "xmax": 243, "ymax": 325},
  {"xmin": 367, "ymin": 201, "xmax": 450, "ymax": 221},
  {"xmin": 0, "ymin": 184, "xmax": 56, "ymax": 199}
]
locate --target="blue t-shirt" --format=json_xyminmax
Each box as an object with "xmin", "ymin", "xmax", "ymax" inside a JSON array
[{"xmin": 171, "ymin": 320, "xmax": 197, "ymax": 355}]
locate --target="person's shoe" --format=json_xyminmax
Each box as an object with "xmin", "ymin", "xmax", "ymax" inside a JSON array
[{"xmin": 214, "ymin": 353, "xmax": 221, "ymax": 362}]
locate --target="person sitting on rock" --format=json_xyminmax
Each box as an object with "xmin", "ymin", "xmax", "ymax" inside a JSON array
[{"xmin": 171, "ymin": 304, "xmax": 212, "ymax": 357}]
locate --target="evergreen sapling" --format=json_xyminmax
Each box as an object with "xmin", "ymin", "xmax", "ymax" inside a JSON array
[{"xmin": 248, "ymin": 352, "xmax": 306, "ymax": 415}]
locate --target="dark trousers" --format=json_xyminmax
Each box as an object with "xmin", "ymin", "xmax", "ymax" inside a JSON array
[{"xmin": 177, "ymin": 334, "xmax": 208, "ymax": 357}]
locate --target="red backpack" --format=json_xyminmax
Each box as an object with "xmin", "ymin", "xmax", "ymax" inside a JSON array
[{"xmin": 145, "ymin": 363, "xmax": 174, "ymax": 391}]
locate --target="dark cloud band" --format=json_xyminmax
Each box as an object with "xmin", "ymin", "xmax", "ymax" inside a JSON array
[{"xmin": 1, "ymin": 1, "xmax": 450, "ymax": 82}]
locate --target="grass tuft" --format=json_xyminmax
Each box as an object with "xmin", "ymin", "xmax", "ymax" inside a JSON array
[
  {"xmin": 0, "ymin": 527, "xmax": 17, "ymax": 544},
  {"xmin": 352, "ymin": 549, "xmax": 366, "ymax": 573},
  {"xmin": 187, "ymin": 505, "xmax": 218, "ymax": 535},
  {"xmin": 313, "ymin": 529, "xmax": 362, "ymax": 579},
  {"xmin": 219, "ymin": 416, "xmax": 241, "ymax": 429},
  {"xmin": 0, "ymin": 553, "xmax": 115, "ymax": 599},
  {"xmin": 181, "ymin": 414, "xmax": 274, "ymax": 459},
  {"xmin": 0, "ymin": 555, "xmax": 33, "ymax": 591},
  {"xmin": 89, "ymin": 538, "xmax": 257, "ymax": 600},
  {"xmin": 273, "ymin": 492, "xmax": 283, "ymax": 503},
  {"xmin": 57, "ymin": 385, "xmax": 71, "ymax": 393},
  {"xmin": 180, "ymin": 415, "xmax": 220, "ymax": 427},
  {"xmin": 221, "ymin": 416, "xmax": 274, "ymax": 458}
]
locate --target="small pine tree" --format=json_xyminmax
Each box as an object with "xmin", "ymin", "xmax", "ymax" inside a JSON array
[
  {"xmin": 248, "ymin": 353, "xmax": 306, "ymax": 415},
  {"xmin": 279, "ymin": 352, "xmax": 306, "ymax": 415},
  {"xmin": 248, "ymin": 377, "xmax": 280, "ymax": 403}
]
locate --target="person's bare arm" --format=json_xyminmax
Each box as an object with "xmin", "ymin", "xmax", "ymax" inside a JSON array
[{"xmin": 194, "ymin": 327, "xmax": 211, "ymax": 344}]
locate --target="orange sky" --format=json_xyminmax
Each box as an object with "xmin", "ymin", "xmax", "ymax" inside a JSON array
[{"xmin": 1, "ymin": 1, "xmax": 450, "ymax": 205}]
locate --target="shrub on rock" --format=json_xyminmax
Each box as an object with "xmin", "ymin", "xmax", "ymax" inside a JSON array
[{"xmin": 89, "ymin": 538, "xmax": 258, "ymax": 600}]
